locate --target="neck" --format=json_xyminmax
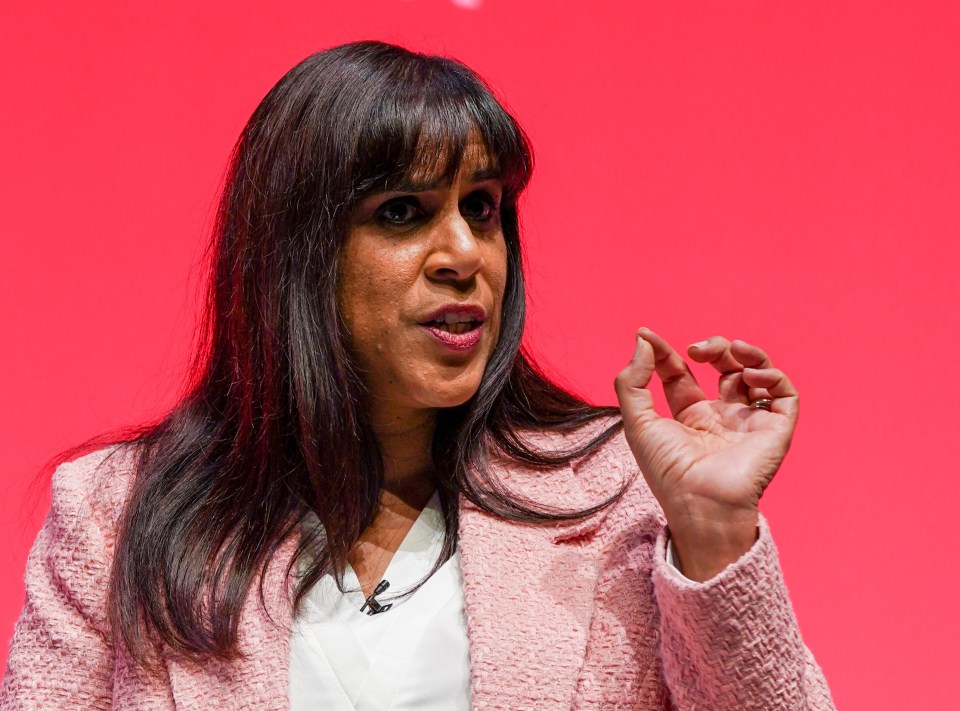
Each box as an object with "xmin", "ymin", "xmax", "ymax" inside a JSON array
[{"xmin": 370, "ymin": 402, "xmax": 437, "ymax": 506}]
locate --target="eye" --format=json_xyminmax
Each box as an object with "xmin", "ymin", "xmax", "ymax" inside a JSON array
[
  {"xmin": 460, "ymin": 191, "xmax": 500, "ymax": 225},
  {"xmin": 376, "ymin": 197, "xmax": 424, "ymax": 227}
]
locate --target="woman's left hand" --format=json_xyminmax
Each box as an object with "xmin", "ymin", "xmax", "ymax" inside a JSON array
[{"xmin": 613, "ymin": 327, "xmax": 799, "ymax": 581}]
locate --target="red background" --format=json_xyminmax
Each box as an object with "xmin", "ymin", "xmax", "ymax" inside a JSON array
[{"xmin": 2, "ymin": 2, "xmax": 958, "ymax": 706}]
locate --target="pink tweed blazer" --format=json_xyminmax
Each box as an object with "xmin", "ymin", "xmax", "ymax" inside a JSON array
[{"xmin": 2, "ymin": 422, "xmax": 835, "ymax": 710}]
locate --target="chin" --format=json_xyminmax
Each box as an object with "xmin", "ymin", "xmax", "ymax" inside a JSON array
[
  {"xmin": 433, "ymin": 390, "xmax": 479, "ymax": 410},
  {"xmin": 423, "ymin": 381, "xmax": 482, "ymax": 410}
]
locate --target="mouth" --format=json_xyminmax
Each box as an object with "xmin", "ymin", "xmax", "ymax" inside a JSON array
[
  {"xmin": 418, "ymin": 303, "xmax": 487, "ymax": 333},
  {"xmin": 420, "ymin": 304, "xmax": 486, "ymax": 351},
  {"xmin": 423, "ymin": 313, "xmax": 483, "ymax": 335}
]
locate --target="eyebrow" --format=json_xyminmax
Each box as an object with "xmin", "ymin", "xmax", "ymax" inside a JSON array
[{"xmin": 390, "ymin": 166, "xmax": 502, "ymax": 193}]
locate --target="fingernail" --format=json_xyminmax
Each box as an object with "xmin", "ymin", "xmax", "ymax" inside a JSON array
[
  {"xmin": 634, "ymin": 333, "xmax": 648, "ymax": 356},
  {"xmin": 690, "ymin": 340, "xmax": 709, "ymax": 349}
]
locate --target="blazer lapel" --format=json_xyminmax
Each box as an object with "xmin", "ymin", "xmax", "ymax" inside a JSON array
[{"xmin": 459, "ymin": 453, "xmax": 614, "ymax": 710}]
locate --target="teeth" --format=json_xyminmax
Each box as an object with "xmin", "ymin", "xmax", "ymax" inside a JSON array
[
  {"xmin": 433, "ymin": 312, "xmax": 478, "ymax": 324},
  {"xmin": 426, "ymin": 311, "xmax": 481, "ymax": 335}
]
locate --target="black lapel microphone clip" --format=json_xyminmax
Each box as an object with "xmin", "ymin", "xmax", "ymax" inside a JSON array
[{"xmin": 360, "ymin": 579, "xmax": 392, "ymax": 615}]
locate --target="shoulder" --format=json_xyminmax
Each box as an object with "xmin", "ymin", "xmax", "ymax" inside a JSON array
[
  {"xmin": 489, "ymin": 415, "xmax": 662, "ymax": 520},
  {"xmin": 501, "ymin": 414, "xmax": 631, "ymax": 469},
  {"xmin": 565, "ymin": 418, "xmax": 666, "ymax": 528},
  {"xmin": 51, "ymin": 443, "xmax": 140, "ymax": 541},
  {"xmin": 17, "ymin": 444, "xmax": 141, "ymax": 637},
  {"xmin": 565, "ymin": 417, "xmax": 639, "ymax": 482}
]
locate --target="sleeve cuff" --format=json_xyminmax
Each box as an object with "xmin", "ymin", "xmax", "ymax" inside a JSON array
[
  {"xmin": 651, "ymin": 512, "xmax": 811, "ymax": 707},
  {"xmin": 662, "ymin": 520, "xmax": 762, "ymax": 583},
  {"xmin": 657, "ymin": 512, "xmax": 770, "ymax": 588}
]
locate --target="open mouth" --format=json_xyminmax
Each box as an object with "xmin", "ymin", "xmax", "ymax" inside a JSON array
[{"xmin": 425, "ymin": 314, "xmax": 482, "ymax": 335}]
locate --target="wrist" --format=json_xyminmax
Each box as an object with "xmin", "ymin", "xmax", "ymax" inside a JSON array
[{"xmin": 664, "ymin": 504, "xmax": 759, "ymax": 582}]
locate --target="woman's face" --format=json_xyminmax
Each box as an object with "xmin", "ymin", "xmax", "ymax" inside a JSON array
[{"xmin": 338, "ymin": 138, "xmax": 508, "ymax": 424}]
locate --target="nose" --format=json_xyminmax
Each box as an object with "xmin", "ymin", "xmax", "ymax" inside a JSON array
[{"xmin": 424, "ymin": 211, "xmax": 485, "ymax": 287}]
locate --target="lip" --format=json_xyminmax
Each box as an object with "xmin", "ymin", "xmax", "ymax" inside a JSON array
[
  {"xmin": 418, "ymin": 303, "xmax": 487, "ymax": 325},
  {"xmin": 418, "ymin": 321, "xmax": 485, "ymax": 352},
  {"xmin": 416, "ymin": 303, "xmax": 488, "ymax": 353}
]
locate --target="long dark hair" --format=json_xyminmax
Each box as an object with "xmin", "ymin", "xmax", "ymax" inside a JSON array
[{"xmin": 105, "ymin": 40, "xmax": 625, "ymax": 668}]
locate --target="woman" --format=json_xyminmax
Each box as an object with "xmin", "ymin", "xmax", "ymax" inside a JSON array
[{"xmin": 1, "ymin": 40, "xmax": 835, "ymax": 709}]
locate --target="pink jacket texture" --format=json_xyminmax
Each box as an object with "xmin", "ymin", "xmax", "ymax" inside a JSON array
[{"xmin": 2, "ymin": 422, "xmax": 835, "ymax": 709}]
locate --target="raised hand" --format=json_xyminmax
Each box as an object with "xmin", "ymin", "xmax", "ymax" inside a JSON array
[{"xmin": 613, "ymin": 327, "xmax": 800, "ymax": 581}]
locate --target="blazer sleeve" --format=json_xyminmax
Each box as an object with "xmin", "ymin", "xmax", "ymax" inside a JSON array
[
  {"xmin": 651, "ymin": 513, "xmax": 836, "ymax": 711},
  {"xmin": 1, "ymin": 458, "xmax": 116, "ymax": 710}
]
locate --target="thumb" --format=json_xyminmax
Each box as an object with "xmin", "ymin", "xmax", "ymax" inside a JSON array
[{"xmin": 614, "ymin": 331, "xmax": 659, "ymax": 425}]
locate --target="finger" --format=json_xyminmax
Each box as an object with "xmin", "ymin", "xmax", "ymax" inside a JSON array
[
  {"xmin": 730, "ymin": 339, "xmax": 773, "ymax": 369},
  {"xmin": 731, "ymin": 340, "xmax": 776, "ymax": 402},
  {"xmin": 745, "ymin": 386, "xmax": 773, "ymax": 403},
  {"xmin": 637, "ymin": 327, "xmax": 706, "ymax": 418},
  {"xmin": 742, "ymin": 367, "xmax": 799, "ymax": 419},
  {"xmin": 688, "ymin": 336, "xmax": 748, "ymax": 403},
  {"xmin": 614, "ymin": 332, "xmax": 661, "ymax": 428}
]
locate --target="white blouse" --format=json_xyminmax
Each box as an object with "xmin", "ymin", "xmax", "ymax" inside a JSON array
[
  {"xmin": 289, "ymin": 492, "xmax": 471, "ymax": 710},
  {"xmin": 288, "ymin": 493, "xmax": 689, "ymax": 710}
]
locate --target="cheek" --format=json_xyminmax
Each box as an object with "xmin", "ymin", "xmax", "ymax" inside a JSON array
[
  {"xmin": 341, "ymin": 277, "xmax": 393, "ymax": 345},
  {"xmin": 338, "ymin": 259, "xmax": 383, "ymax": 355},
  {"xmin": 338, "ymin": 252, "xmax": 417, "ymax": 361},
  {"xmin": 489, "ymin": 244, "xmax": 509, "ymax": 316}
]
